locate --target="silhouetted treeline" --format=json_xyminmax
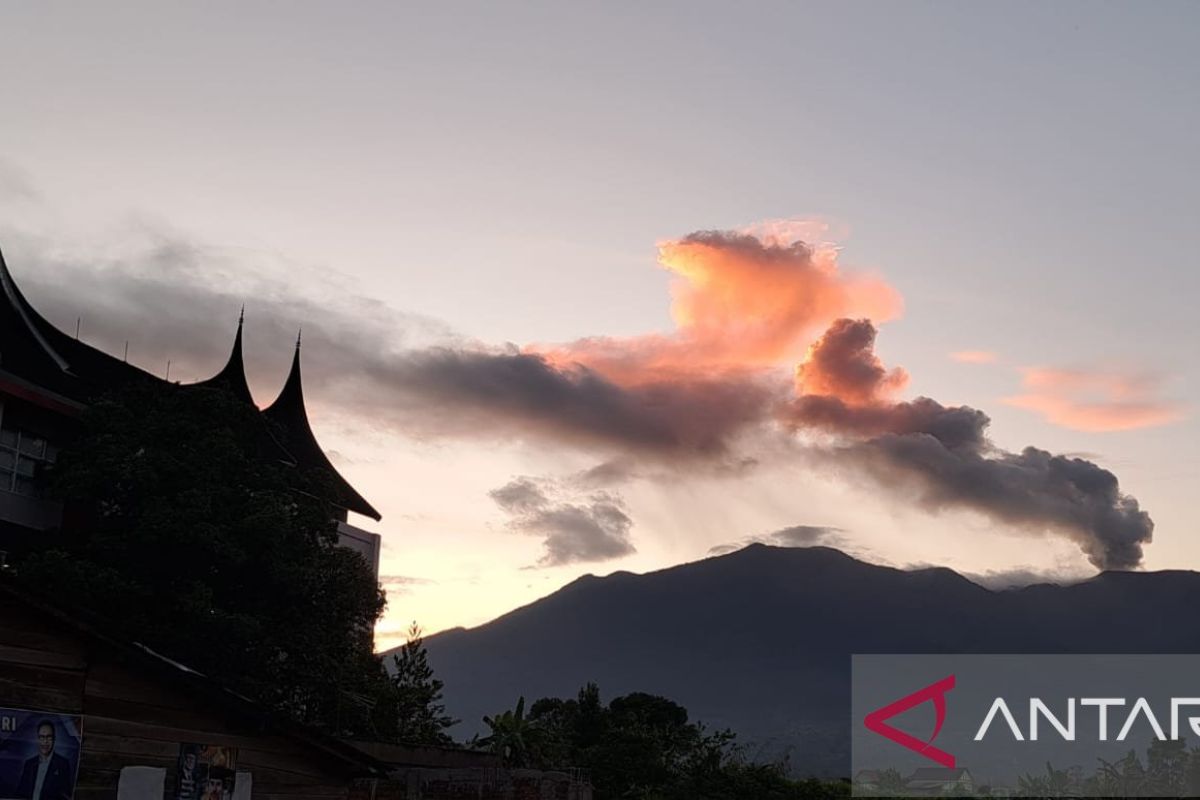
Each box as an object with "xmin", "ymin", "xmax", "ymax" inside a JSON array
[{"xmin": 473, "ymin": 683, "xmax": 848, "ymax": 800}]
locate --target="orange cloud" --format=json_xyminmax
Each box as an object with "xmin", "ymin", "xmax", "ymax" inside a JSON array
[
  {"xmin": 950, "ymin": 350, "xmax": 998, "ymax": 364},
  {"xmin": 537, "ymin": 221, "xmax": 901, "ymax": 384},
  {"xmin": 1004, "ymin": 367, "xmax": 1186, "ymax": 432},
  {"xmin": 795, "ymin": 318, "xmax": 908, "ymax": 405}
]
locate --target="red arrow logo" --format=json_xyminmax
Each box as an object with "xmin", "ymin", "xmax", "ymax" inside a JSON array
[{"xmin": 863, "ymin": 674, "xmax": 956, "ymax": 768}]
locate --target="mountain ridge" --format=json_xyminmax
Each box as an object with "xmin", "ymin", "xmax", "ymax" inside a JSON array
[{"xmin": 393, "ymin": 545, "xmax": 1200, "ymax": 775}]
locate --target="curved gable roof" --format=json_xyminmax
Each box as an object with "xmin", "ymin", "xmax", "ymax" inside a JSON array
[
  {"xmin": 0, "ymin": 245, "xmax": 379, "ymax": 522},
  {"xmin": 264, "ymin": 343, "xmax": 381, "ymax": 522},
  {"xmin": 192, "ymin": 311, "xmax": 255, "ymax": 405}
]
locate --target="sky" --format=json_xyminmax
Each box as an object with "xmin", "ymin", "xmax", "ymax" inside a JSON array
[{"xmin": 0, "ymin": 1, "xmax": 1196, "ymax": 648}]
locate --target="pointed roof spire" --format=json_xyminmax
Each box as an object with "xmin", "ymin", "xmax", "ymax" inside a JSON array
[
  {"xmin": 193, "ymin": 310, "xmax": 254, "ymax": 404},
  {"xmin": 267, "ymin": 339, "xmax": 306, "ymax": 418},
  {"xmin": 265, "ymin": 344, "xmax": 381, "ymax": 521}
]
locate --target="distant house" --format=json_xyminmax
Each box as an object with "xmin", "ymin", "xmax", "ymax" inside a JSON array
[
  {"xmin": 853, "ymin": 768, "xmax": 882, "ymax": 788},
  {"xmin": 905, "ymin": 766, "xmax": 974, "ymax": 795}
]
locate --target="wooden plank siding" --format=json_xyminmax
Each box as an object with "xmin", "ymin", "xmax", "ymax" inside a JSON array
[{"xmin": 0, "ymin": 589, "xmax": 379, "ymax": 800}]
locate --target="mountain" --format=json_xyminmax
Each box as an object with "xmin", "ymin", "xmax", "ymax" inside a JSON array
[{"xmin": 390, "ymin": 544, "xmax": 1200, "ymax": 776}]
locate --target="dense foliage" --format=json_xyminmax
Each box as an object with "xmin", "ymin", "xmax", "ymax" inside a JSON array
[
  {"xmin": 1015, "ymin": 739, "xmax": 1200, "ymax": 798},
  {"xmin": 475, "ymin": 683, "xmax": 848, "ymax": 800},
  {"xmin": 854, "ymin": 739, "xmax": 1200, "ymax": 797},
  {"xmin": 16, "ymin": 380, "xmax": 400, "ymax": 737}
]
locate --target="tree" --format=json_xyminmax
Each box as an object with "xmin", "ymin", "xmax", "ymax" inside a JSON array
[
  {"xmin": 16, "ymin": 380, "xmax": 392, "ymax": 737},
  {"xmin": 1183, "ymin": 746, "xmax": 1200, "ymax": 797},
  {"xmin": 479, "ymin": 696, "xmax": 534, "ymax": 767},
  {"xmin": 1146, "ymin": 737, "xmax": 1188, "ymax": 795},
  {"xmin": 1092, "ymin": 750, "xmax": 1147, "ymax": 797},
  {"xmin": 389, "ymin": 622, "xmax": 457, "ymax": 745},
  {"xmin": 873, "ymin": 768, "xmax": 905, "ymax": 795}
]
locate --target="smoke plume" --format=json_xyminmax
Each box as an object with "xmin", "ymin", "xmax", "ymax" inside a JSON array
[{"xmin": 786, "ymin": 319, "xmax": 1153, "ymax": 569}]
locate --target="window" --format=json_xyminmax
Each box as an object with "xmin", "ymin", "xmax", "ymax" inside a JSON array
[{"xmin": 0, "ymin": 428, "xmax": 57, "ymax": 497}]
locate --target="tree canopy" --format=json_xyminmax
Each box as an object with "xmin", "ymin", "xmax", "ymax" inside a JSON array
[
  {"xmin": 17, "ymin": 380, "xmax": 397, "ymax": 737},
  {"xmin": 476, "ymin": 683, "xmax": 847, "ymax": 800}
]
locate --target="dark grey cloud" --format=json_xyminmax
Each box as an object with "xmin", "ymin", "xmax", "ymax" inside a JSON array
[
  {"xmin": 490, "ymin": 477, "xmax": 636, "ymax": 567},
  {"xmin": 788, "ymin": 394, "xmax": 990, "ymax": 451},
  {"xmin": 849, "ymin": 436, "xmax": 1151, "ymax": 570},
  {"xmin": 372, "ymin": 347, "xmax": 776, "ymax": 455},
  {"xmin": 5, "ymin": 227, "xmax": 1157, "ymax": 572},
  {"xmin": 489, "ymin": 477, "xmax": 550, "ymax": 515},
  {"xmin": 785, "ymin": 319, "xmax": 1154, "ymax": 570},
  {"xmin": 708, "ymin": 524, "xmax": 846, "ymax": 556},
  {"xmin": 3, "ymin": 230, "xmax": 448, "ymax": 391},
  {"xmin": 4, "ymin": 230, "xmax": 776, "ymax": 459}
]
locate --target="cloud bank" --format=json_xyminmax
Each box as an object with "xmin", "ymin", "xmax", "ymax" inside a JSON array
[{"xmin": 2, "ymin": 219, "xmax": 1163, "ymax": 569}]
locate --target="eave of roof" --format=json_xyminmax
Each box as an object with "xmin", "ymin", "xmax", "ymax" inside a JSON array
[
  {"xmin": 192, "ymin": 311, "xmax": 255, "ymax": 405},
  {"xmin": 0, "ymin": 245, "xmax": 154, "ymax": 400},
  {"xmin": 264, "ymin": 344, "xmax": 382, "ymax": 521}
]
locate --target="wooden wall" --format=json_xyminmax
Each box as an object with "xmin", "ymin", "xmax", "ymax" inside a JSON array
[{"xmin": 0, "ymin": 592, "xmax": 362, "ymax": 800}]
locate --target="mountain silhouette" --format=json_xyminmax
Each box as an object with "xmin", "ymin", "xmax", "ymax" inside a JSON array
[{"xmin": 390, "ymin": 544, "xmax": 1200, "ymax": 775}]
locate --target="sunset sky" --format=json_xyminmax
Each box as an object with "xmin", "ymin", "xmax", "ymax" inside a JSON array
[{"xmin": 1, "ymin": 2, "xmax": 1196, "ymax": 648}]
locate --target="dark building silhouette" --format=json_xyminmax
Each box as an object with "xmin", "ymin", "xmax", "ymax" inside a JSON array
[{"xmin": 0, "ymin": 247, "xmax": 381, "ymax": 573}]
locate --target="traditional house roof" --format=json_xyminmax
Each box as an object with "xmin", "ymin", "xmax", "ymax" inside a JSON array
[
  {"xmin": 193, "ymin": 309, "xmax": 255, "ymax": 405},
  {"xmin": 906, "ymin": 767, "xmax": 973, "ymax": 787},
  {"xmin": 0, "ymin": 245, "xmax": 380, "ymax": 522},
  {"xmin": 0, "ymin": 248, "xmax": 153, "ymax": 400},
  {"xmin": 265, "ymin": 339, "xmax": 381, "ymax": 521}
]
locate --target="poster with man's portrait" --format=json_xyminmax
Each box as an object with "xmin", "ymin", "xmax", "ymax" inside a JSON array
[
  {"xmin": 0, "ymin": 708, "xmax": 83, "ymax": 800},
  {"xmin": 175, "ymin": 744, "xmax": 236, "ymax": 800}
]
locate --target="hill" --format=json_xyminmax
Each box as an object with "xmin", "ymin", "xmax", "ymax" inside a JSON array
[{"xmin": 390, "ymin": 545, "xmax": 1200, "ymax": 775}]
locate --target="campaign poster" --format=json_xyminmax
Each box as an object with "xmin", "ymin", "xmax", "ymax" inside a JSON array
[
  {"xmin": 0, "ymin": 709, "xmax": 83, "ymax": 800},
  {"xmin": 175, "ymin": 745, "xmax": 236, "ymax": 800}
]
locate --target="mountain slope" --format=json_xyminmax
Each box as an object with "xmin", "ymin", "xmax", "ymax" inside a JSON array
[{"xmin": 393, "ymin": 545, "xmax": 1200, "ymax": 775}]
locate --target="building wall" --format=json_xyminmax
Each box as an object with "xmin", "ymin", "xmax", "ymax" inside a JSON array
[
  {"xmin": 0, "ymin": 395, "xmax": 70, "ymax": 539},
  {"xmin": 336, "ymin": 522, "xmax": 381, "ymax": 580},
  {"xmin": 0, "ymin": 591, "xmax": 365, "ymax": 800}
]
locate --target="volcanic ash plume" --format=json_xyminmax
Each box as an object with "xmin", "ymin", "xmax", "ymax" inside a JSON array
[{"xmin": 785, "ymin": 318, "xmax": 1153, "ymax": 570}]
